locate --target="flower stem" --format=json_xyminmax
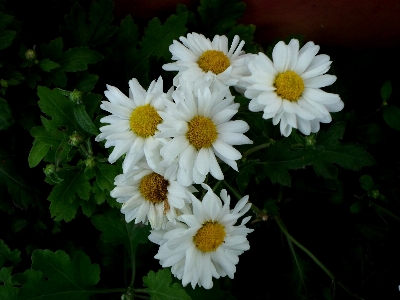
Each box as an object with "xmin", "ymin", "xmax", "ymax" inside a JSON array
[
  {"xmin": 243, "ymin": 143, "xmax": 271, "ymax": 157},
  {"xmin": 274, "ymin": 216, "xmax": 365, "ymax": 300},
  {"xmin": 222, "ymin": 180, "xmax": 242, "ymax": 200},
  {"xmin": 369, "ymin": 201, "xmax": 400, "ymax": 222}
]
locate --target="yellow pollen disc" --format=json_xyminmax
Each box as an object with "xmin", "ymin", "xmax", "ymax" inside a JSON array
[
  {"xmin": 197, "ymin": 50, "xmax": 230, "ymax": 75},
  {"xmin": 139, "ymin": 172, "xmax": 169, "ymax": 205},
  {"xmin": 186, "ymin": 116, "xmax": 218, "ymax": 149},
  {"xmin": 130, "ymin": 104, "xmax": 162, "ymax": 138},
  {"xmin": 193, "ymin": 221, "xmax": 226, "ymax": 252},
  {"xmin": 274, "ymin": 70, "xmax": 305, "ymax": 102}
]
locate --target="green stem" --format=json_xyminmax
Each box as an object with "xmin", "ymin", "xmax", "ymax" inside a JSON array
[
  {"xmin": 222, "ymin": 180, "xmax": 242, "ymax": 200},
  {"xmin": 133, "ymin": 295, "xmax": 150, "ymax": 300},
  {"xmin": 133, "ymin": 289, "xmax": 149, "ymax": 294},
  {"xmin": 129, "ymin": 253, "xmax": 136, "ymax": 288},
  {"xmin": 79, "ymin": 144, "xmax": 92, "ymax": 158},
  {"xmin": 212, "ymin": 180, "xmax": 222, "ymax": 192},
  {"xmin": 91, "ymin": 288, "xmax": 129, "ymax": 294},
  {"xmin": 370, "ymin": 202, "xmax": 400, "ymax": 222},
  {"xmin": 275, "ymin": 216, "xmax": 365, "ymax": 300},
  {"xmin": 243, "ymin": 143, "xmax": 270, "ymax": 157}
]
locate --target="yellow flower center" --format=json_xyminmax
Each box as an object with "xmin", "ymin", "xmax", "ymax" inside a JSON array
[
  {"xmin": 274, "ymin": 71, "xmax": 304, "ymax": 102},
  {"xmin": 186, "ymin": 116, "xmax": 218, "ymax": 149},
  {"xmin": 193, "ymin": 221, "xmax": 226, "ymax": 252},
  {"xmin": 197, "ymin": 50, "xmax": 230, "ymax": 75},
  {"xmin": 139, "ymin": 172, "xmax": 169, "ymax": 206},
  {"xmin": 130, "ymin": 104, "xmax": 162, "ymax": 138}
]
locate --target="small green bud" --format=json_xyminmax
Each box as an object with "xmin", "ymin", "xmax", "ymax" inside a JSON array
[
  {"xmin": 25, "ymin": 49, "xmax": 37, "ymax": 61},
  {"xmin": 0, "ymin": 79, "xmax": 8, "ymax": 88},
  {"xmin": 68, "ymin": 131, "xmax": 83, "ymax": 147},
  {"xmin": 304, "ymin": 134, "xmax": 316, "ymax": 147},
  {"xmin": 69, "ymin": 89, "xmax": 82, "ymax": 104},
  {"xmin": 369, "ymin": 189, "xmax": 380, "ymax": 199},
  {"xmin": 34, "ymin": 59, "xmax": 39, "ymax": 65},
  {"xmin": 44, "ymin": 164, "xmax": 56, "ymax": 176},
  {"xmin": 84, "ymin": 157, "xmax": 96, "ymax": 169}
]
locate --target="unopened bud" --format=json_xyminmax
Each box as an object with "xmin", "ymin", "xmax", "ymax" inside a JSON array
[
  {"xmin": 69, "ymin": 89, "xmax": 82, "ymax": 104},
  {"xmin": 369, "ymin": 189, "xmax": 380, "ymax": 199},
  {"xmin": 84, "ymin": 157, "xmax": 96, "ymax": 169},
  {"xmin": 304, "ymin": 135, "xmax": 316, "ymax": 147},
  {"xmin": 0, "ymin": 79, "xmax": 8, "ymax": 88},
  {"xmin": 25, "ymin": 49, "xmax": 37, "ymax": 61},
  {"xmin": 68, "ymin": 131, "xmax": 83, "ymax": 147},
  {"xmin": 44, "ymin": 164, "xmax": 56, "ymax": 176}
]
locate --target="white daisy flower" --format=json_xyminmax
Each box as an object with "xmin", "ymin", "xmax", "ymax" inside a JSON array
[
  {"xmin": 110, "ymin": 160, "xmax": 195, "ymax": 230},
  {"xmin": 239, "ymin": 39, "xmax": 344, "ymax": 137},
  {"xmin": 156, "ymin": 83, "xmax": 253, "ymax": 186},
  {"xmin": 95, "ymin": 77, "xmax": 170, "ymax": 173},
  {"xmin": 163, "ymin": 32, "xmax": 252, "ymax": 92},
  {"xmin": 149, "ymin": 184, "xmax": 253, "ymax": 289}
]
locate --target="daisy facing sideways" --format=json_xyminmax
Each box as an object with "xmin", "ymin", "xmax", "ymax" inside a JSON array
[
  {"xmin": 95, "ymin": 77, "xmax": 169, "ymax": 173},
  {"xmin": 149, "ymin": 184, "xmax": 253, "ymax": 289},
  {"xmin": 239, "ymin": 39, "xmax": 344, "ymax": 137},
  {"xmin": 156, "ymin": 83, "xmax": 253, "ymax": 186},
  {"xmin": 110, "ymin": 159, "xmax": 195, "ymax": 230},
  {"xmin": 163, "ymin": 32, "xmax": 252, "ymax": 92}
]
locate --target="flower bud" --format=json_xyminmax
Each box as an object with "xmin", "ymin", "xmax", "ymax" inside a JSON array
[
  {"xmin": 0, "ymin": 79, "xmax": 8, "ymax": 88},
  {"xmin": 84, "ymin": 157, "xmax": 96, "ymax": 169},
  {"xmin": 25, "ymin": 49, "xmax": 37, "ymax": 61},
  {"xmin": 43, "ymin": 164, "xmax": 56, "ymax": 176},
  {"xmin": 69, "ymin": 89, "xmax": 82, "ymax": 104},
  {"xmin": 68, "ymin": 131, "xmax": 83, "ymax": 147}
]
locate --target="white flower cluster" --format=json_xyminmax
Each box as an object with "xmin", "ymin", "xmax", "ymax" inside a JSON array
[{"xmin": 96, "ymin": 32, "xmax": 343, "ymax": 289}]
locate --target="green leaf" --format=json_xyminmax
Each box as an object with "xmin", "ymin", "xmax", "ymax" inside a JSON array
[
  {"xmin": 75, "ymin": 74, "xmax": 98, "ymax": 92},
  {"xmin": 383, "ymin": 105, "xmax": 400, "ymax": 131},
  {"xmin": 54, "ymin": 138, "xmax": 72, "ymax": 166},
  {"xmin": 236, "ymin": 160, "xmax": 256, "ymax": 193},
  {"xmin": 48, "ymin": 168, "xmax": 91, "ymax": 222},
  {"xmin": 357, "ymin": 224, "xmax": 387, "ymax": 242},
  {"xmin": 0, "ymin": 149, "xmax": 34, "ymax": 209},
  {"xmin": 28, "ymin": 140, "xmax": 51, "ymax": 168},
  {"xmin": 30, "ymin": 125, "xmax": 67, "ymax": 147},
  {"xmin": 82, "ymin": 93, "xmax": 102, "ymax": 119},
  {"xmin": 0, "ymin": 98, "xmax": 13, "ymax": 130},
  {"xmin": 74, "ymin": 104, "xmax": 99, "ymax": 135},
  {"xmin": 0, "ymin": 240, "xmax": 21, "ymax": 268},
  {"xmin": 359, "ymin": 175, "xmax": 374, "ymax": 191},
  {"xmin": 39, "ymin": 59, "xmax": 61, "ymax": 72},
  {"xmin": 129, "ymin": 13, "xmax": 188, "ymax": 80},
  {"xmin": 37, "ymin": 86, "xmax": 79, "ymax": 132},
  {"xmin": 0, "ymin": 13, "xmax": 14, "ymax": 28},
  {"xmin": 260, "ymin": 122, "xmax": 375, "ymax": 186},
  {"xmin": 95, "ymin": 163, "xmax": 119, "ymax": 191},
  {"xmin": 59, "ymin": 47, "xmax": 103, "ymax": 72},
  {"xmin": 350, "ymin": 201, "xmax": 363, "ymax": 214},
  {"xmin": 198, "ymin": 0, "xmax": 246, "ymax": 35},
  {"xmin": 40, "ymin": 37, "xmax": 63, "ymax": 60},
  {"xmin": 64, "ymin": 0, "xmax": 117, "ymax": 46},
  {"xmin": 143, "ymin": 269, "xmax": 191, "ymax": 300},
  {"xmin": 91, "ymin": 209, "xmax": 150, "ymax": 258},
  {"xmin": 381, "ymin": 80, "xmax": 392, "ymax": 102},
  {"xmin": 16, "ymin": 250, "xmax": 100, "ymax": 300},
  {"xmin": 0, "ymin": 29, "xmax": 16, "ymax": 50},
  {"xmin": 0, "ymin": 267, "xmax": 12, "ymax": 284}
]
